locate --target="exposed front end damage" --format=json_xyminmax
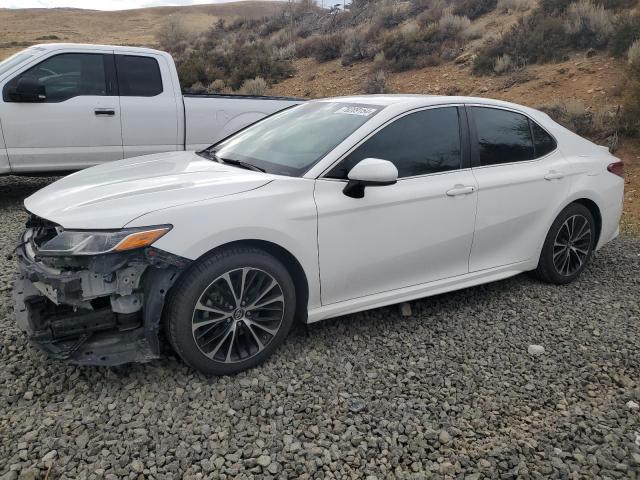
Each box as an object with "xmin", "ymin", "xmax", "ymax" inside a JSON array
[{"xmin": 13, "ymin": 215, "xmax": 191, "ymax": 366}]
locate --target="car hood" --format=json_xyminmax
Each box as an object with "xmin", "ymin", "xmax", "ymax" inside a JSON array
[{"xmin": 25, "ymin": 151, "xmax": 274, "ymax": 229}]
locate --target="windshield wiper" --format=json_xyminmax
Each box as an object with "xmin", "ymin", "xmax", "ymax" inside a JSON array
[
  {"xmin": 197, "ymin": 149, "xmax": 266, "ymax": 173},
  {"xmin": 218, "ymin": 157, "xmax": 266, "ymax": 173}
]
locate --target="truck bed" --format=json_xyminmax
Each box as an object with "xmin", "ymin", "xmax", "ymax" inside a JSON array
[{"xmin": 183, "ymin": 94, "xmax": 303, "ymax": 152}]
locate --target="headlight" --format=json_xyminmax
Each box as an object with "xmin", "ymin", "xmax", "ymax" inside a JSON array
[{"xmin": 36, "ymin": 225, "xmax": 172, "ymax": 256}]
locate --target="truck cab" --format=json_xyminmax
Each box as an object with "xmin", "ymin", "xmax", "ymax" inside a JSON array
[{"xmin": 0, "ymin": 43, "xmax": 300, "ymax": 174}]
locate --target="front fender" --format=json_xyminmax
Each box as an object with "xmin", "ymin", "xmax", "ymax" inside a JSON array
[{"xmin": 125, "ymin": 178, "xmax": 322, "ymax": 311}]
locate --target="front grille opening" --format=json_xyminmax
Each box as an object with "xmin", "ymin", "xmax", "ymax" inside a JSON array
[{"xmin": 26, "ymin": 214, "xmax": 60, "ymax": 249}]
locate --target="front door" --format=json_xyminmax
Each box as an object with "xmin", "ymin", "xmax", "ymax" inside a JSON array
[
  {"xmin": 1, "ymin": 51, "xmax": 123, "ymax": 172},
  {"xmin": 314, "ymin": 106, "xmax": 478, "ymax": 305}
]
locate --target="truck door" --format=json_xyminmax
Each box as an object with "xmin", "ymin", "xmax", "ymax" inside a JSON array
[
  {"xmin": 115, "ymin": 53, "xmax": 181, "ymax": 158},
  {"xmin": 0, "ymin": 51, "xmax": 123, "ymax": 172}
]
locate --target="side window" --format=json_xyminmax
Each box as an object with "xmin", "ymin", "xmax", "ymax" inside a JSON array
[
  {"xmin": 116, "ymin": 55, "xmax": 163, "ymax": 97},
  {"xmin": 531, "ymin": 121, "xmax": 557, "ymax": 158},
  {"xmin": 472, "ymin": 107, "xmax": 534, "ymax": 166},
  {"xmin": 326, "ymin": 107, "xmax": 461, "ymax": 179},
  {"xmin": 3, "ymin": 53, "xmax": 109, "ymax": 103}
]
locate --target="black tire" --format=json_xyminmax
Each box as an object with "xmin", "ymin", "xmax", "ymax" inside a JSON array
[
  {"xmin": 532, "ymin": 203, "xmax": 596, "ymax": 285},
  {"xmin": 164, "ymin": 247, "xmax": 296, "ymax": 375}
]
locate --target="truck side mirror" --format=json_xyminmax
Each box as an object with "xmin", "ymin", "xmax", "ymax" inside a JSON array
[{"xmin": 13, "ymin": 77, "xmax": 47, "ymax": 103}]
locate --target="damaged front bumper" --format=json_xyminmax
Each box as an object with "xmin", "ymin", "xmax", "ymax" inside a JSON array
[{"xmin": 12, "ymin": 221, "xmax": 191, "ymax": 366}]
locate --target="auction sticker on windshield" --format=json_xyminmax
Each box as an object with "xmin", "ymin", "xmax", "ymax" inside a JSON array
[{"xmin": 335, "ymin": 106, "xmax": 378, "ymax": 116}]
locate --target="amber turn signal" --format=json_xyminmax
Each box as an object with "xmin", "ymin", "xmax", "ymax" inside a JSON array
[{"xmin": 113, "ymin": 227, "xmax": 171, "ymax": 252}]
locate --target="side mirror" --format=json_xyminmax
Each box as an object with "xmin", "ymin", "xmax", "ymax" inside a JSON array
[
  {"xmin": 13, "ymin": 76, "xmax": 46, "ymax": 102},
  {"xmin": 343, "ymin": 158, "xmax": 398, "ymax": 198}
]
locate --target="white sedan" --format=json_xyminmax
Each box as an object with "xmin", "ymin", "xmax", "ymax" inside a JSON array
[{"xmin": 14, "ymin": 95, "xmax": 624, "ymax": 375}]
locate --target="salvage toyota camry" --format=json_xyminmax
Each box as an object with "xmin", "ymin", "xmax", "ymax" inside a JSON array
[{"xmin": 14, "ymin": 95, "xmax": 624, "ymax": 375}]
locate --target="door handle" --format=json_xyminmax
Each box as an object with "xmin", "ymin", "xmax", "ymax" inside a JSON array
[
  {"xmin": 94, "ymin": 109, "xmax": 116, "ymax": 116},
  {"xmin": 446, "ymin": 185, "xmax": 475, "ymax": 196},
  {"xmin": 544, "ymin": 170, "xmax": 564, "ymax": 181}
]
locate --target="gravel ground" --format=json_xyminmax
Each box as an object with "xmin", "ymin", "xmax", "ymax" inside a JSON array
[{"xmin": 1, "ymin": 175, "xmax": 639, "ymax": 480}]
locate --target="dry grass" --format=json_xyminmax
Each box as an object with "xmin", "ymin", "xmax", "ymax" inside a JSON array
[{"xmin": 0, "ymin": 2, "xmax": 282, "ymax": 60}]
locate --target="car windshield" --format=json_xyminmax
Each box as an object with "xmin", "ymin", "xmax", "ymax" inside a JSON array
[
  {"xmin": 207, "ymin": 102, "xmax": 383, "ymax": 176},
  {"xmin": 0, "ymin": 51, "xmax": 38, "ymax": 78}
]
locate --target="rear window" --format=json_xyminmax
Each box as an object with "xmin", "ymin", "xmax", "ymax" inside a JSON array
[
  {"xmin": 531, "ymin": 121, "xmax": 557, "ymax": 158},
  {"xmin": 116, "ymin": 55, "xmax": 163, "ymax": 97},
  {"xmin": 472, "ymin": 107, "xmax": 534, "ymax": 166}
]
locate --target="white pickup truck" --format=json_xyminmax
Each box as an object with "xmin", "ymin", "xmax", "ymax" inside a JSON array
[{"xmin": 0, "ymin": 43, "xmax": 301, "ymax": 174}]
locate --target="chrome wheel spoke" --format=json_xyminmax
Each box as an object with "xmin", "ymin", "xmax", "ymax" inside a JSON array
[
  {"xmin": 194, "ymin": 301, "xmax": 229, "ymax": 316},
  {"xmin": 245, "ymin": 318, "xmax": 279, "ymax": 336},
  {"xmin": 192, "ymin": 316, "xmax": 230, "ymax": 334},
  {"xmin": 249, "ymin": 294, "xmax": 284, "ymax": 311},
  {"xmin": 225, "ymin": 326, "xmax": 237, "ymax": 362},
  {"xmin": 192, "ymin": 266, "xmax": 285, "ymax": 364},
  {"xmin": 244, "ymin": 321, "xmax": 265, "ymax": 350},
  {"xmin": 202, "ymin": 325, "xmax": 233, "ymax": 357}
]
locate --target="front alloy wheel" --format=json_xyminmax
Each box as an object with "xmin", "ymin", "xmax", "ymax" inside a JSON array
[
  {"xmin": 192, "ymin": 267, "xmax": 285, "ymax": 363},
  {"xmin": 165, "ymin": 247, "xmax": 296, "ymax": 375}
]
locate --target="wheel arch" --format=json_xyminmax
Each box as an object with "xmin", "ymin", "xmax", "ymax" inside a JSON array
[
  {"xmin": 572, "ymin": 197, "xmax": 602, "ymax": 247},
  {"xmin": 189, "ymin": 239, "xmax": 309, "ymax": 324},
  {"xmin": 535, "ymin": 194, "xmax": 604, "ymax": 262}
]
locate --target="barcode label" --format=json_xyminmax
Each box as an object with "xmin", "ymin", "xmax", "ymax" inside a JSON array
[{"xmin": 335, "ymin": 106, "xmax": 377, "ymax": 116}]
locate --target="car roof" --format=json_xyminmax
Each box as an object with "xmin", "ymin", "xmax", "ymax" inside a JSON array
[{"xmin": 314, "ymin": 94, "xmax": 540, "ymax": 114}]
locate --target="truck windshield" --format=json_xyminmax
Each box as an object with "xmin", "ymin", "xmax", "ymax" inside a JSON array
[
  {"xmin": 208, "ymin": 102, "xmax": 383, "ymax": 176},
  {"xmin": 0, "ymin": 51, "xmax": 37, "ymax": 78}
]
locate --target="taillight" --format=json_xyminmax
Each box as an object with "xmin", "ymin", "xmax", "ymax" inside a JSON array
[{"xmin": 607, "ymin": 160, "xmax": 624, "ymax": 178}]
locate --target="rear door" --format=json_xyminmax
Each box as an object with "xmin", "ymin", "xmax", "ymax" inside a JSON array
[
  {"xmin": 468, "ymin": 105, "xmax": 570, "ymax": 271},
  {"xmin": 116, "ymin": 53, "xmax": 181, "ymax": 158},
  {"xmin": 1, "ymin": 51, "xmax": 123, "ymax": 172}
]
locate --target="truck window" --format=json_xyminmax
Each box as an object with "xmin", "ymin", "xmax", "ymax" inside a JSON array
[
  {"xmin": 3, "ymin": 53, "xmax": 110, "ymax": 103},
  {"xmin": 116, "ymin": 55, "xmax": 163, "ymax": 97}
]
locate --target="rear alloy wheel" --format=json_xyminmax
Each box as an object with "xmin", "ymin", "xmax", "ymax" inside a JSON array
[
  {"xmin": 165, "ymin": 248, "xmax": 296, "ymax": 375},
  {"xmin": 532, "ymin": 203, "xmax": 596, "ymax": 284}
]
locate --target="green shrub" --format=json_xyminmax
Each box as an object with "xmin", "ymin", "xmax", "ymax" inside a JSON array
[
  {"xmin": 564, "ymin": 0, "xmax": 613, "ymax": 49},
  {"xmin": 629, "ymin": 39, "xmax": 640, "ymax": 66},
  {"xmin": 380, "ymin": 25, "xmax": 437, "ymax": 71},
  {"xmin": 341, "ymin": 30, "xmax": 374, "ymax": 65},
  {"xmin": 497, "ymin": 0, "xmax": 533, "ymax": 13},
  {"xmin": 156, "ymin": 17, "xmax": 191, "ymax": 54},
  {"xmin": 237, "ymin": 77, "xmax": 268, "ymax": 96},
  {"xmin": 539, "ymin": 0, "xmax": 572, "ymax": 13},
  {"xmin": 366, "ymin": 69, "xmax": 390, "ymax": 93},
  {"xmin": 374, "ymin": 1, "xmax": 410, "ymax": 29},
  {"xmin": 493, "ymin": 53, "xmax": 514, "ymax": 73},
  {"xmin": 207, "ymin": 79, "xmax": 230, "ymax": 94},
  {"xmin": 622, "ymin": 61, "xmax": 640, "ymax": 135},
  {"xmin": 438, "ymin": 9, "xmax": 472, "ymax": 39},
  {"xmin": 540, "ymin": 100, "xmax": 620, "ymax": 141},
  {"xmin": 473, "ymin": 12, "xmax": 569, "ymax": 74},
  {"xmin": 454, "ymin": 0, "xmax": 498, "ymax": 20},
  {"xmin": 609, "ymin": 13, "xmax": 640, "ymax": 57},
  {"xmin": 225, "ymin": 41, "xmax": 295, "ymax": 88},
  {"xmin": 297, "ymin": 33, "xmax": 345, "ymax": 62}
]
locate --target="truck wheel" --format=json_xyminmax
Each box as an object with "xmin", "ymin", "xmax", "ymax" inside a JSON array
[
  {"xmin": 532, "ymin": 203, "xmax": 596, "ymax": 285},
  {"xmin": 164, "ymin": 247, "xmax": 296, "ymax": 375}
]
